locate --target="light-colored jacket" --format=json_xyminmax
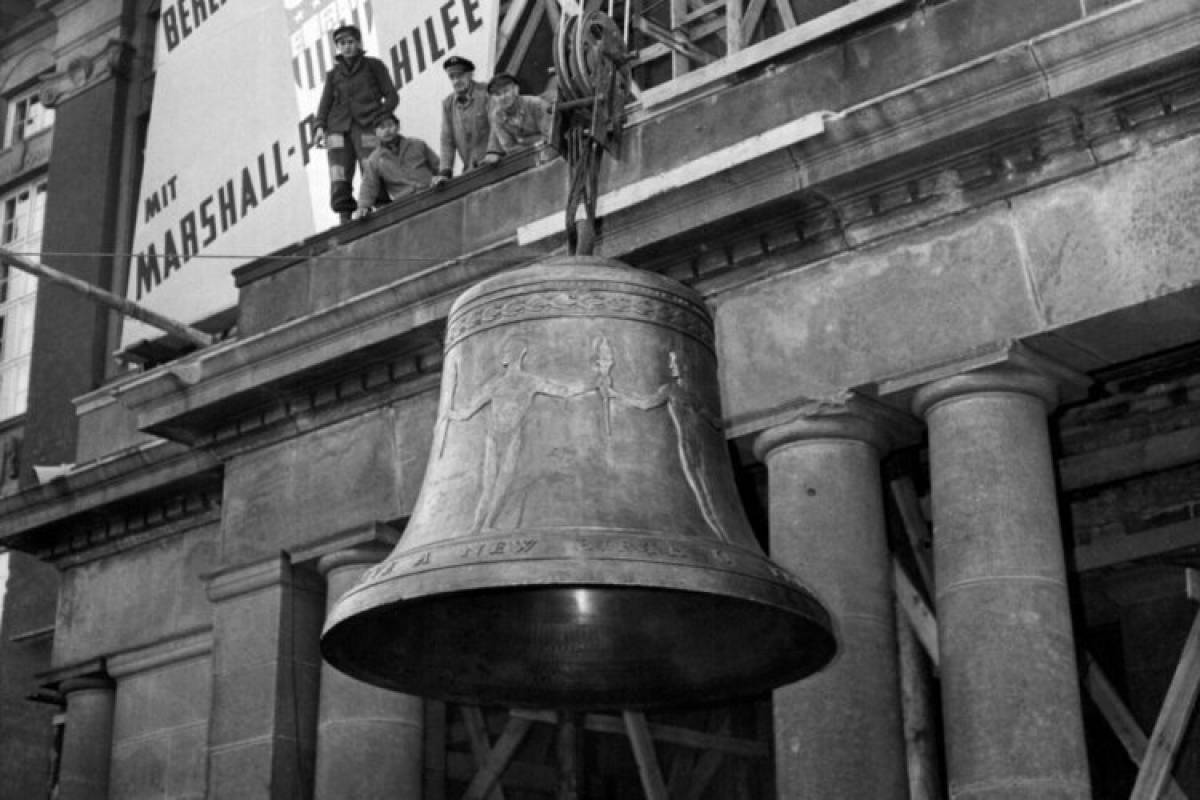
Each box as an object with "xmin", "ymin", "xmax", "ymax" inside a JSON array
[
  {"xmin": 439, "ymin": 82, "xmax": 491, "ymax": 176},
  {"xmin": 357, "ymin": 136, "xmax": 440, "ymax": 209},
  {"xmin": 487, "ymin": 95, "xmax": 552, "ymax": 155}
]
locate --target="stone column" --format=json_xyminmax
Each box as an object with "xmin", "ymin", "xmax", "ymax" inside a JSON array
[
  {"xmin": 58, "ymin": 675, "xmax": 116, "ymax": 800},
  {"xmin": 314, "ymin": 546, "xmax": 425, "ymax": 799},
  {"xmin": 754, "ymin": 401, "xmax": 909, "ymax": 800},
  {"xmin": 913, "ymin": 366, "xmax": 1090, "ymax": 799}
]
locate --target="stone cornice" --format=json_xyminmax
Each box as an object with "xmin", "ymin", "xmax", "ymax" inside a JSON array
[
  {"xmin": 110, "ymin": 0, "xmax": 1200, "ymax": 451},
  {"xmin": 105, "ymin": 627, "xmax": 212, "ymax": 679},
  {"xmin": 0, "ymin": 439, "xmax": 221, "ymax": 557}
]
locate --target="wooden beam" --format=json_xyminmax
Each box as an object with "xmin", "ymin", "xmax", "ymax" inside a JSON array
[
  {"xmin": 896, "ymin": 596, "xmax": 942, "ymax": 800},
  {"xmin": 0, "ymin": 246, "xmax": 213, "ymax": 348},
  {"xmin": 1073, "ymin": 518, "xmax": 1200, "ymax": 573},
  {"xmin": 423, "ymin": 700, "xmax": 447, "ymax": 800},
  {"xmin": 772, "ymin": 0, "xmax": 796, "ymax": 27},
  {"xmin": 725, "ymin": 0, "xmax": 744, "ymax": 52},
  {"xmin": 890, "ymin": 476, "xmax": 935, "ymax": 595},
  {"xmin": 670, "ymin": 0, "xmax": 690, "ymax": 76},
  {"xmin": 738, "ymin": 0, "xmax": 768, "ymax": 43},
  {"xmin": 505, "ymin": 0, "xmax": 547, "ymax": 76},
  {"xmin": 497, "ymin": 0, "xmax": 534, "ymax": 58},
  {"xmin": 463, "ymin": 716, "xmax": 535, "ymax": 800},
  {"xmin": 682, "ymin": 712, "xmax": 731, "ymax": 800},
  {"xmin": 633, "ymin": 15, "xmax": 716, "ymax": 66},
  {"xmin": 461, "ymin": 706, "xmax": 506, "ymax": 800},
  {"xmin": 637, "ymin": 0, "xmax": 907, "ymax": 110},
  {"xmin": 893, "ymin": 560, "xmax": 939, "ymax": 669},
  {"xmin": 624, "ymin": 711, "xmax": 669, "ymax": 799},
  {"xmin": 1083, "ymin": 654, "xmax": 1188, "ymax": 800},
  {"xmin": 1130, "ymin": 607, "xmax": 1200, "ymax": 799},
  {"xmin": 681, "ymin": 0, "xmax": 725, "ymax": 25},
  {"xmin": 510, "ymin": 709, "xmax": 769, "ymax": 757}
]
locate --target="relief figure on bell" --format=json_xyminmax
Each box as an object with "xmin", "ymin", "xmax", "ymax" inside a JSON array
[
  {"xmin": 609, "ymin": 350, "xmax": 732, "ymax": 543},
  {"xmin": 439, "ymin": 337, "xmax": 591, "ymax": 533}
]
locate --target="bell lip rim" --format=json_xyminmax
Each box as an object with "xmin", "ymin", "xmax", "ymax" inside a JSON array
[
  {"xmin": 322, "ymin": 566, "xmax": 838, "ymax": 644},
  {"xmin": 319, "ymin": 582, "xmax": 838, "ymax": 711},
  {"xmin": 449, "ymin": 257, "xmax": 709, "ymax": 316}
]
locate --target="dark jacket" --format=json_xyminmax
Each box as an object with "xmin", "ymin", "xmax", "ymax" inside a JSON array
[{"xmin": 315, "ymin": 55, "xmax": 398, "ymax": 133}]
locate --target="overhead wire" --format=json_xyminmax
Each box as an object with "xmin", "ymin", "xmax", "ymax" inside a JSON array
[{"xmin": 3, "ymin": 248, "xmax": 560, "ymax": 265}]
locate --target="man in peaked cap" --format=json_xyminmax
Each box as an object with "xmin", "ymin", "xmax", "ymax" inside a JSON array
[
  {"xmin": 432, "ymin": 55, "xmax": 491, "ymax": 186},
  {"xmin": 313, "ymin": 24, "xmax": 399, "ymax": 223}
]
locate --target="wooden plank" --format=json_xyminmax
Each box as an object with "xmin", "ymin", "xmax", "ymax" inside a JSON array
[
  {"xmin": 893, "ymin": 560, "xmax": 939, "ymax": 669},
  {"xmin": 423, "ymin": 700, "xmax": 447, "ymax": 800},
  {"xmin": 738, "ymin": 0, "xmax": 768, "ymax": 43},
  {"xmin": 890, "ymin": 476, "xmax": 935, "ymax": 596},
  {"xmin": 633, "ymin": 16, "xmax": 717, "ymax": 66},
  {"xmin": 463, "ymin": 717, "xmax": 535, "ymax": 800},
  {"xmin": 682, "ymin": 712, "xmax": 730, "ymax": 800},
  {"xmin": 725, "ymin": 0, "xmax": 743, "ymax": 52},
  {"xmin": 461, "ymin": 706, "xmax": 506, "ymax": 800},
  {"xmin": 670, "ymin": 0, "xmax": 691, "ymax": 76},
  {"xmin": 638, "ymin": 0, "xmax": 906, "ymax": 109},
  {"xmin": 446, "ymin": 752, "xmax": 557, "ymax": 791},
  {"xmin": 509, "ymin": 709, "xmax": 769, "ymax": 757},
  {"xmin": 681, "ymin": 0, "xmax": 725, "ymax": 25},
  {"xmin": 896, "ymin": 597, "xmax": 941, "ymax": 800},
  {"xmin": 624, "ymin": 711, "xmax": 669, "ymax": 800},
  {"xmin": 667, "ymin": 746, "xmax": 696, "ymax": 795},
  {"xmin": 1074, "ymin": 518, "xmax": 1200, "ymax": 573},
  {"xmin": 772, "ymin": 0, "xmax": 796, "ymax": 28},
  {"xmin": 505, "ymin": 0, "xmax": 547, "ymax": 76},
  {"xmin": 497, "ymin": 0, "xmax": 534, "ymax": 57},
  {"xmin": 1084, "ymin": 654, "xmax": 1188, "ymax": 800},
  {"xmin": 1131, "ymin": 607, "xmax": 1200, "ymax": 799}
]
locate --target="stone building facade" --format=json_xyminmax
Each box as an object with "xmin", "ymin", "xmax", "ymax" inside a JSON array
[{"xmin": 3, "ymin": 0, "xmax": 1200, "ymax": 797}]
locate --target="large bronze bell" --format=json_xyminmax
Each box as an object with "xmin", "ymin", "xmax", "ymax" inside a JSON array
[{"xmin": 322, "ymin": 256, "xmax": 836, "ymax": 710}]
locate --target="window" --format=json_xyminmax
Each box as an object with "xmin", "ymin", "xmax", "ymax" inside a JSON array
[
  {"xmin": 2, "ymin": 89, "xmax": 54, "ymax": 149},
  {"xmin": 0, "ymin": 181, "xmax": 45, "ymax": 420}
]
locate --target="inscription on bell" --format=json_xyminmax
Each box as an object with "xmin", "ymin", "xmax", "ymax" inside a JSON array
[{"xmin": 461, "ymin": 538, "xmax": 539, "ymax": 560}]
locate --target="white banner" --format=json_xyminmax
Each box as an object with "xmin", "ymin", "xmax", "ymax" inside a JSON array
[{"xmin": 124, "ymin": 0, "xmax": 498, "ymax": 346}]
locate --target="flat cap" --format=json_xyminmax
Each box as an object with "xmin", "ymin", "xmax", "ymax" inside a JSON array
[
  {"xmin": 331, "ymin": 24, "xmax": 361, "ymax": 43},
  {"xmin": 487, "ymin": 72, "xmax": 520, "ymax": 93}
]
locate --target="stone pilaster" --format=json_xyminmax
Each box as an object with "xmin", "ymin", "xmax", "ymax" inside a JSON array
[
  {"xmin": 313, "ymin": 545, "xmax": 424, "ymax": 800},
  {"xmin": 205, "ymin": 556, "xmax": 324, "ymax": 799},
  {"xmin": 754, "ymin": 397, "xmax": 915, "ymax": 800},
  {"xmin": 913, "ymin": 365, "xmax": 1090, "ymax": 799},
  {"xmin": 58, "ymin": 675, "xmax": 116, "ymax": 800}
]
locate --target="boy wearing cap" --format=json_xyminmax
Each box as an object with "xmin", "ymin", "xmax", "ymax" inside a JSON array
[
  {"xmin": 433, "ymin": 56, "xmax": 491, "ymax": 186},
  {"xmin": 314, "ymin": 24, "xmax": 399, "ymax": 222},
  {"xmin": 353, "ymin": 114, "xmax": 440, "ymax": 219},
  {"xmin": 482, "ymin": 73, "xmax": 552, "ymax": 164}
]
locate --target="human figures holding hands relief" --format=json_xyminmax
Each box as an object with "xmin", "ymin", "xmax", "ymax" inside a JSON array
[
  {"xmin": 610, "ymin": 350, "xmax": 732, "ymax": 543},
  {"xmin": 440, "ymin": 339, "xmax": 590, "ymax": 533}
]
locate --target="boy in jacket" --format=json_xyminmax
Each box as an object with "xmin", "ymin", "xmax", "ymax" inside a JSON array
[
  {"xmin": 353, "ymin": 114, "xmax": 439, "ymax": 219},
  {"xmin": 313, "ymin": 25, "xmax": 399, "ymax": 222}
]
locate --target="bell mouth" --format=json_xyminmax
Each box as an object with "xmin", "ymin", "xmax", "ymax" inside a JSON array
[{"xmin": 321, "ymin": 584, "xmax": 836, "ymax": 710}]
